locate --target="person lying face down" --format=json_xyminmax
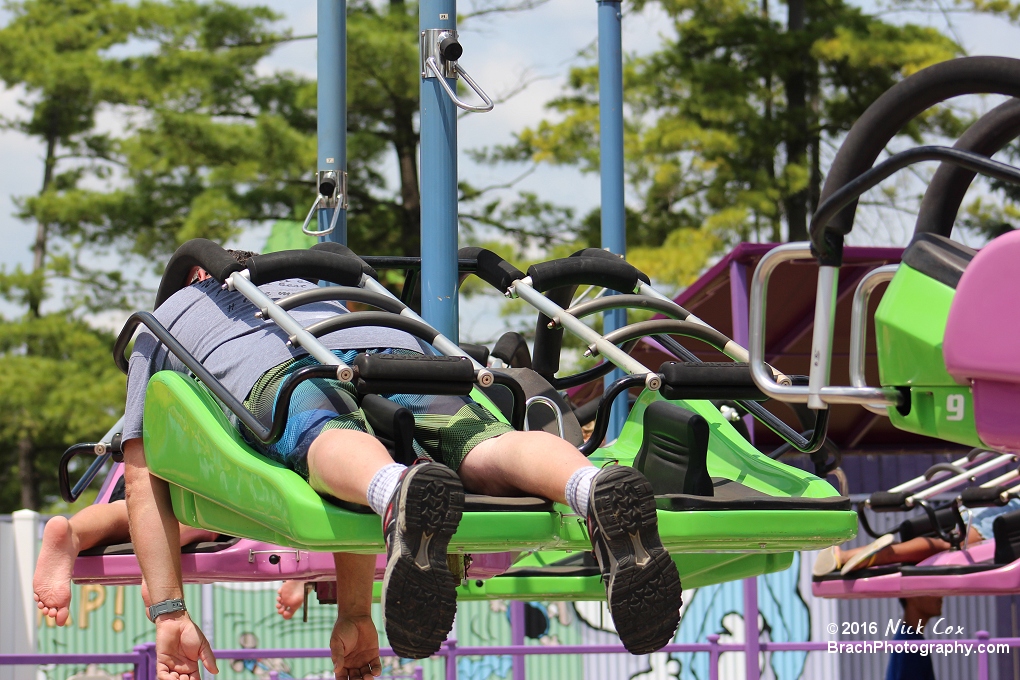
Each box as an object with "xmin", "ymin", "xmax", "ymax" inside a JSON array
[{"xmin": 122, "ymin": 249, "xmax": 683, "ymax": 680}]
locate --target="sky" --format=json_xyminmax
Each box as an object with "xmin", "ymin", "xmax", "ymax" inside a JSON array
[{"xmin": 2, "ymin": 0, "xmax": 1020, "ymax": 327}]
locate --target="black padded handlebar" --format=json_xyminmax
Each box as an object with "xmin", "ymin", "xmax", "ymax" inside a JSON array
[
  {"xmin": 812, "ymin": 146, "xmax": 1020, "ymax": 263},
  {"xmin": 457, "ymin": 247, "xmax": 526, "ymax": 294},
  {"xmin": 155, "ymin": 239, "xmax": 244, "ymax": 309},
  {"xmin": 868, "ymin": 490, "xmax": 911, "ymax": 511},
  {"xmin": 915, "ymin": 98, "xmax": 1020, "ymax": 238},
  {"xmin": 659, "ymin": 362, "xmax": 767, "ymax": 401},
  {"xmin": 302, "ymin": 311, "xmax": 441, "ymax": 344},
  {"xmin": 961, "ymin": 485, "xmax": 1013, "ymax": 507},
  {"xmin": 814, "ymin": 56, "xmax": 1020, "ymax": 265},
  {"xmin": 246, "ymin": 250, "xmax": 364, "ymax": 287},
  {"xmin": 569, "ymin": 248, "xmax": 651, "ymax": 284},
  {"xmin": 526, "ymin": 257, "xmax": 642, "ymax": 294},
  {"xmin": 311, "ymin": 241, "xmax": 379, "ymax": 280},
  {"xmin": 353, "ymin": 355, "xmax": 483, "ymax": 397}
]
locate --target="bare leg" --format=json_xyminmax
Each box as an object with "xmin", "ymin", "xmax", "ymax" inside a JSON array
[
  {"xmin": 306, "ymin": 429, "xmax": 395, "ymax": 503},
  {"xmin": 34, "ymin": 501, "xmax": 131, "ymax": 625},
  {"xmin": 458, "ymin": 431, "xmax": 594, "ymax": 501},
  {"xmin": 840, "ymin": 527, "xmax": 983, "ymax": 572},
  {"xmin": 277, "ymin": 580, "xmax": 306, "ymax": 620}
]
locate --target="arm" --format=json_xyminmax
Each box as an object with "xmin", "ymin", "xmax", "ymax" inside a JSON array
[
  {"xmin": 330, "ymin": 553, "xmax": 381, "ymax": 679},
  {"xmin": 123, "ymin": 438, "xmax": 218, "ymax": 680}
]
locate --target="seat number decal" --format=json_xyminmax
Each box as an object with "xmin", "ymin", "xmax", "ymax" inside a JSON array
[{"xmin": 946, "ymin": 393, "xmax": 965, "ymax": 421}]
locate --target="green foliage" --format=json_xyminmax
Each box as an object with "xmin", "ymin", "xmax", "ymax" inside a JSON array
[
  {"xmin": 482, "ymin": 0, "xmax": 967, "ymax": 282},
  {"xmin": 0, "ymin": 311, "xmax": 124, "ymax": 512}
]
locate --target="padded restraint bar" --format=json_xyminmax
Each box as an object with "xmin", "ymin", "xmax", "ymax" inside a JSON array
[
  {"xmin": 311, "ymin": 241, "xmax": 379, "ymax": 280},
  {"xmin": 814, "ymin": 56, "xmax": 1020, "ymax": 265},
  {"xmin": 459, "ymin": 246, "xmax": 526, "ymax": 294},
  {"xmin": 569, "ymin": 248, "xmax": 651, "ymax": 284},
  {"xmin": 155, "ymin": 239, "xmax": 244, "ymax": 309},
  {"xmin": 526, "ymin": 257, "xmax": 643, "ymax": 294},
  {"xmin": 659, "ymin": 362, "xmax": 767, "ymax": 401},
  {"xmin": 915, "ymin": 98, "xmax": 1020, "ymax": 238},
  {"xmin": 245, "ymin": 250, "xmax": 364, "ymax": 288},
  {"xmin": 353, "ymin": 354, "xmax": 476, "ymax": 396}
]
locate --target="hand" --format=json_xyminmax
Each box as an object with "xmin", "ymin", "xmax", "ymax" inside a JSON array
[
  {"xmin": 154, "ymin": 612, "xmax": 218, "ymax": 680},
  {"xmin": 330, "ymin": 615, "xmax": 381, "ymax": 680}
]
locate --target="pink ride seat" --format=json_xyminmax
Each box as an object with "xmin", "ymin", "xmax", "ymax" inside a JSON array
[{"xmin": 943, "ymin": 230, "xmax": 1020, "ymax": 452}]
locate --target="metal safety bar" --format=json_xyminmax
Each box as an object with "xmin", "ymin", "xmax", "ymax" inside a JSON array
[
  {"xmin": 510, "ymin": 277, "xmax": 661, "ymax": 391},
  {"xmin": 849, "ymin": 264, "xmax": 900, "ymax": 415},
  {"xmin": 523, "ymin": 395, "xmax": 566, "ymax": 439},
  {"xmin": 906, "ymin": 454, "xmax": 1018, "ymax": 507},
  {"xmin": 226, "ymin": 271, "xmax": 353, "ymax": 382},
  {"xmin": 888, "ymin": 449, "xmax": 998, "ymax": 494},
  {"xmin": 748, "ymin": 243, "xmax": 903, "ymax": 409}
]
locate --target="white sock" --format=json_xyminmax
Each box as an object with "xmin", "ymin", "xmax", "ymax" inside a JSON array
[
  {"xmin": 366, "ymin": 463, "xmax": 406, "ymax": 516},
  {"xmin": 565, "ymin": 466, "xmax": 600, "ymax": 517}
]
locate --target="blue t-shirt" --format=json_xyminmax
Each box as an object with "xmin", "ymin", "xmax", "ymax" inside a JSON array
[
  {"xmin": 123, "ymin": 278, "xmax": 423, "ymax": 442},
  {"xmin": 885, "ymin": 630, "xmax": 935, "ymax": 680}
]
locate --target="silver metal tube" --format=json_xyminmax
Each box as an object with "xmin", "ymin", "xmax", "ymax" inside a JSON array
[
  {"xmin": 524, "ymin": 395, "xmax": 566, "ymax": 439},
  {"xmin": 513, "ymin": 280, "xmax": 660, "ymax": 390},
  {"xmin": 359, "ymin": 275, "xmax": 484, "ymax": 370},
  {"xmin": 749, "ymin": 244, "xmax": 813, "ymax": 403},
  {"xmin": 889, "ymin": 453, "xmax": 981, "ymax": 493},
  {"xmin": 637, "ymin": 280, "xmax": 790, "ymax": 384},
  {"xmin": 748, "ymin": 243, "xmax": 902, "ymax": 408},
  {"xmin": 808, "ymin": 266, "xmax": 839, "ymax": 410},
  {"xmin": 980, "ymin": 468, "xmax": 1020, "ymax": 489},
  {"xmin": 228, "ymin": 273, "xmax": 353, "ymax": 382},
  {"xmin": 849, "ymin": 265, "xmax": 898, "ymax": 415},
  {"xmin": 909, "ymin": 454, "xmax": 1017, "ymax": 503}
]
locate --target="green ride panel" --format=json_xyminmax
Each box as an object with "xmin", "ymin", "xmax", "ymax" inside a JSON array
[{"xmin": 874, "ymin": 264, "xmax": 983, "ymax": 447}]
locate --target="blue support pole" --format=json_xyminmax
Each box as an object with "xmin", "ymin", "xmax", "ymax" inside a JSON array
[
  {"xmin": 420, "ymin": 0, "xmax": 460, "ymax": 342},
  {"xmin": 318, "ymin": 0, "xmax": 347, "ymax": 245},
  {"xmin": 598, "ymin": 0, "xmax": 627, "ymax": 440}
]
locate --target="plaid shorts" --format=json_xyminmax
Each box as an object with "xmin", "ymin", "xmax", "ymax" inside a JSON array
[{"xmin": 240, "ymin": 349, "xmax": 513, "ymax": 478}]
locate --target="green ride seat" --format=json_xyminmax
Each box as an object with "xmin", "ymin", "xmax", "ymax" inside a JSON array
[
  {"xmin": 874, "ymin": 234, "xmax": 983, "ymax": 447},
  {"xmin": 143, "ymin": 369, "xmax": 855, "ymax": 558}
]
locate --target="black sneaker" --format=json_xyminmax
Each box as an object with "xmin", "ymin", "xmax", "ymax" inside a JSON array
[
  {"xmin": 381, "ymin": 463, "xmax": 464, "ymax": 658},
  {"xmin": 587, "ymin": 465, "xmax": 682, "ymax": 654}
]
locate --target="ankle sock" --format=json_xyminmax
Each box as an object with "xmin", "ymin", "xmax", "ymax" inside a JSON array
[
  {"xmin": 565, "ymin": 466, "xmax": 600, "ymax": 517},
  {"xmin": 367, "ymin": 463, "xmax": 406, "ymax": 516}
]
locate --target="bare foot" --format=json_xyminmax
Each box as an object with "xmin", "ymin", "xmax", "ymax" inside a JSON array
[
  {"xmin": 34, "ymin": 516, "xmax": 79, "ymax": 626},
  {"xmin": 276, "ymin": 580, "xmax": 305, "ymax": 620}
]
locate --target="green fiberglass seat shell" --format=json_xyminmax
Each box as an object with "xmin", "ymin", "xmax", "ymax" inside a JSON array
[{"xmin": 144, "ymin": 370, "xmax": 856, "ymax": 556}]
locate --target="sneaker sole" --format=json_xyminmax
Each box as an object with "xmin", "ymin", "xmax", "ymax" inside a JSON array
[
  {"xmin": 382, "ymin": 464, "xmax": 464, "ymax": 659},
  {"xmin": 591, "ymin": 466, "xmax": 682, "ymax": 655}
]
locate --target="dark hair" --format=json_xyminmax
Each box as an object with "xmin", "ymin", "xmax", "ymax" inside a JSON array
[
  {"xmin": 899, "ymin": 598, "xmax": 907, "ymax": 609},
  {"xmin": 226, "ymin": 249, "xmax": 259, "ymax": 265}
]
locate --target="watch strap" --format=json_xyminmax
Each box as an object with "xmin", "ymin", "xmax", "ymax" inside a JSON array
[{"xmin": 148, "ymin": 598, "xmax": 187, "ymax": 622}]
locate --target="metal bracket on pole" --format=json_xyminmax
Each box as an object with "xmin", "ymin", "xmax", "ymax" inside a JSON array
[
  {"xmin": 301, "ymin": 170, "xmax": 348, "ymax": 237},
  {"xmin": 420, "ymin": 29, "xmax": 494, "ymax": 113}
]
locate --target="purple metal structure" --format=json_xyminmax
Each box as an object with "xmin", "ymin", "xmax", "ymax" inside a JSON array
[{"xmin": 3, "ymin": 635, "xmax": 1015, "ymax": 680}]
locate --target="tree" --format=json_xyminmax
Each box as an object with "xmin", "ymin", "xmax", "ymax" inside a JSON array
[{"xmin": 480, "ymin": 0, "xmax": 1001, "ymax": 285}]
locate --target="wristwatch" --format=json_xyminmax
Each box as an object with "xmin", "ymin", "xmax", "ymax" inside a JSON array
[{"xmin": 148, "ymin": 598, "xmax": 187, "ymax": 622}]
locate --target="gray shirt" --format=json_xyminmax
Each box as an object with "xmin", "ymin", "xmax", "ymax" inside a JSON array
[{"xmin": 123, "ymin": 278, "xmax": 422, "ymax": 442}]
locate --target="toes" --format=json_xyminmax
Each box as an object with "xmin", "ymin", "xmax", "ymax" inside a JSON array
[{"xmin": 55, "ymin": 607, "xmax": 69, "ymax": 627}]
